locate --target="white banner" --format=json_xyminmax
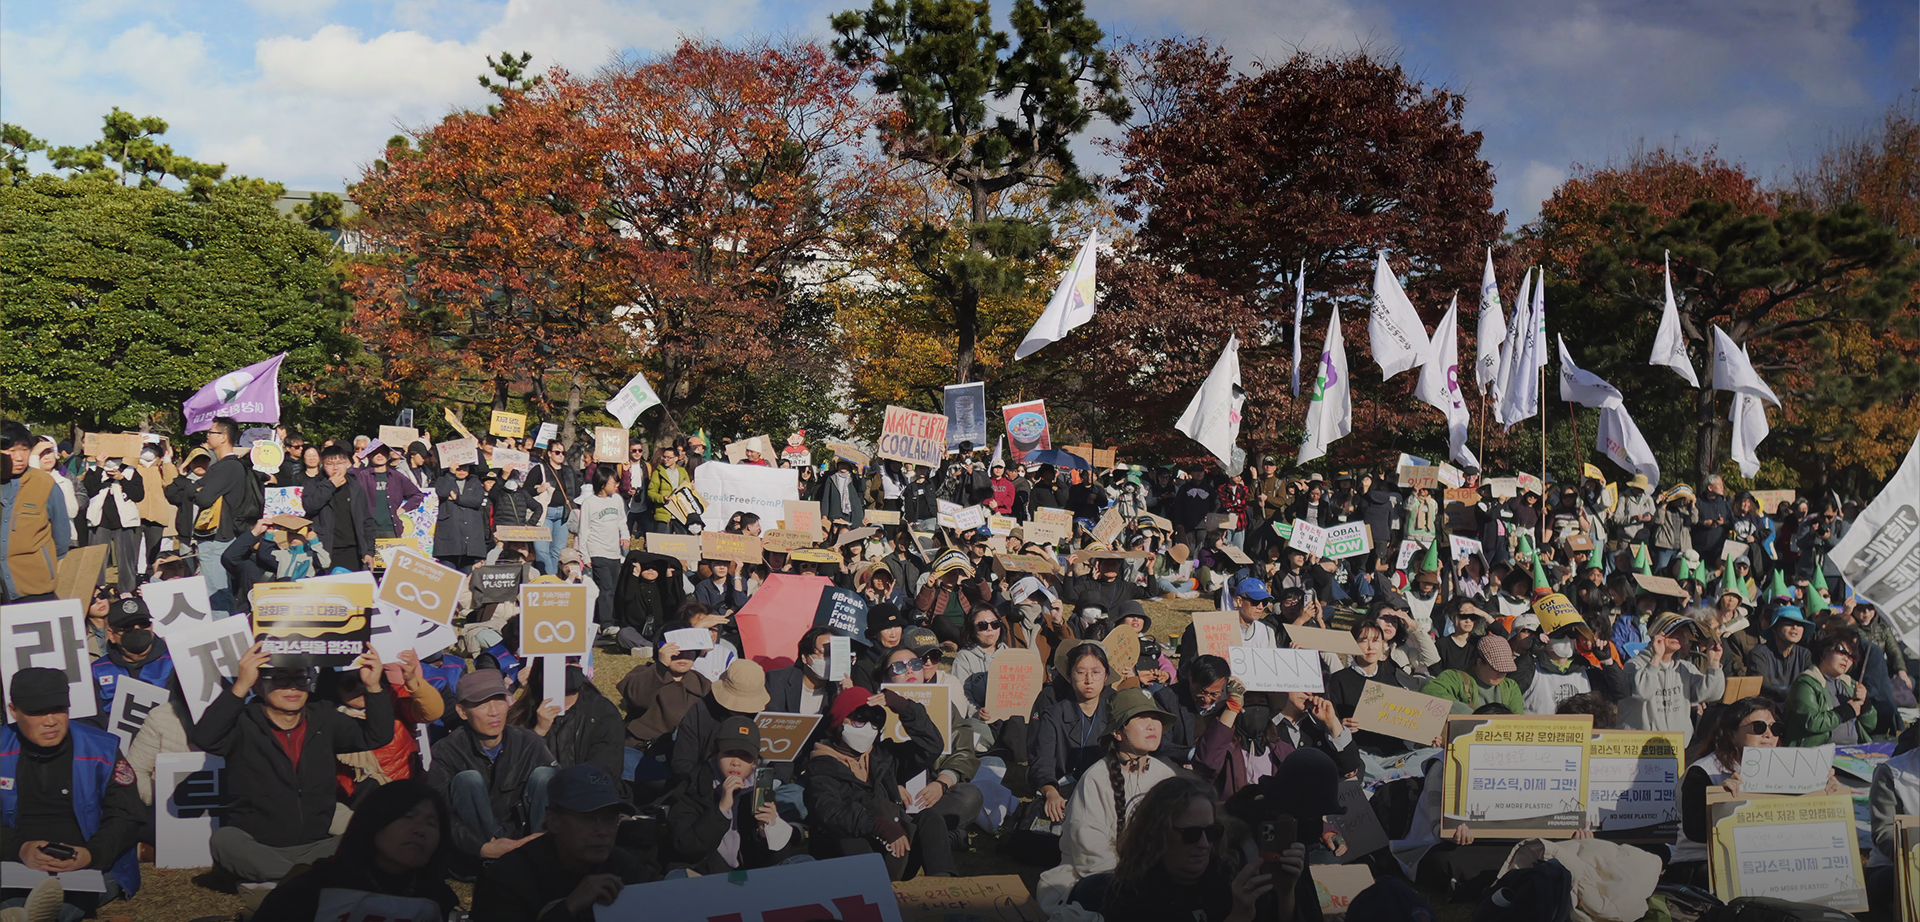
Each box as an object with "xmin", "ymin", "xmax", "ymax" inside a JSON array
[
  {"xmin": 141, "ymin": 575, "xmax": 218, "ymax": 640},
  {"xmin": 107, "ymin": 677, "xmax": 169, "ymax": 755},
  {"xmin": 693, "ymin": 462, "xmax": 799, "ymax": 537},
  {"xmin": 155, "ymin": 752, "xmax": 225, "ymax": 869},
  {"xmin": 1832, "ymin": 432, "xmax": 1920, "ymax": 648},
  {"xmin": 168, "ymin": 614, "xmax": 254, "ymax": 721},
  {"xmin": 0, "ymin": 600, "xmax": 97, "ymax": 719}
]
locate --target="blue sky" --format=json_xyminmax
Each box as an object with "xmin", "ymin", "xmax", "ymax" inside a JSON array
[{"xmin": 5, "ymin": 0, "xmax": 1915, "ymax": 226}]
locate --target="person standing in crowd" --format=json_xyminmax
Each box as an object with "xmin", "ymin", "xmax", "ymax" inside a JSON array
[
  {"xmin": 429, "ymin": 670, "xmax": 559, "ymax": 872},
  {"xmin": 191, "ymin": 418, "xmax": 257, "ymax": 613},
  {"xmin": 532, "ymin": 443, "xmax": 578, "ymax": 576},
  {"xmin": 431, "ymin": 461, "xmax": 487, "ymax": 571},
  {"xmin": 577, "ymin": 466, "xmax": 630, "ymax": 631},
  {"xmin": 304, "ymin": 444, "xmax": 369, "ymax": 572},
  {"xmin": 646, "ymin": 445, "xmax": 689, "ymax": 535},
  {"xmin": 81, "ymin": 454, "xmax": 145, "ymax": 593},
  {"xmin": 129, "ymin": 439, "xmax": 175, "ymax": 581}
]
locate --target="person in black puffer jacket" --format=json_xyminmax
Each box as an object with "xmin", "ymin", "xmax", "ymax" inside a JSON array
[
  {"xmin": 804, "ymin": 686, "xmax": 954, "ymax": 880},
  {"xmin": 665, "ymin": 716, "xmax": 806, "ymax": 875},
  {"xmin": 255, "ymin": 779, "xmax": 461, "ymax": 921},
  {"xmin": 508, "ymin": 660, "xmax": 625, "ymax": 784}
]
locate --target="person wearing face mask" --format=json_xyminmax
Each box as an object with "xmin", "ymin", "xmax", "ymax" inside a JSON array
[
  {"xmin": 490, "ymin": 464, "xmax": 541, "ymax": 529},
  {"xmin": 81, "ymin": 455, "xmax": 145, "ymax": 594},
  {"xmin": 0, "ymin": 421, "xmax": 70, "ymax": 604},
  {"xmin": 803, "ymin": 686, "xmax": 953, "ymax": 879},
  {"xmin": 253, "ymin": 779, "xmax": 460, "ymax": 921},
  {"xmin": 86, "ymin": 597, "xmax": 174, "ymax": 726},
  {"xmin": 666, "ymin": 716, "xmax": 806, "ymax": 875},
  {"xmin": 128, "ymin": 439, "xmax": 176, "ymax": 583},
  {"xmin": 1522, "ymin": 621, "xmax": 1627, "ymax": 716}
]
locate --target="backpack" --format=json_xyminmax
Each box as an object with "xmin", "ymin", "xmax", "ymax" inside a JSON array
[{"xmin": 1471, "ymin": 857, "xmax": 1573, "ymax": 922}]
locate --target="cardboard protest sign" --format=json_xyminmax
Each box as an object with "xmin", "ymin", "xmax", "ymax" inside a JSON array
[
  {"xmin": 987, "ymin": 648, "xmax": 1044, "ymax": 716},
  {"xmin": 442, "ymin": 407, "xmax": 474, "ymax": 440},
  {"xmin": 864, "ymin": 509, "xmax": 900, "ymax": 526},
  {"xmin": 693, "ymin": 461, "xmax": 799, "ymax": 541},
  {"xmin": 52, "ymin": 543, "xmax": 107, "ymax": 601},
  {"xmin": 263, "ymin": 486, "xmax": 304, "ymax": 520},
  {"xmin": 487, "ymin": 411, "xmax": 525, "ymax": 438},
  {"xmin": 943, "ymin": 382, "xmax": 988, "ymax": 450},
  {"xmin": 494, "ymin": 525, "xmax": 547, "ymax": 543},
  {"xmin": 155, "ymin": 752, "xmax": 227, "ymax": 869},
  {"xmin": 1092, "ymin": 447, "xmax": 1116, "ymax": 469},
  {"xmin": 107, "ymin": 677, "xmax": 169, "ymax": 754},
  {"xmin": 436, "ymin": 438, "xmax": 478, "ymax": 468},
  {"xmin": 1228, "ymin": 647, "xmax": 1323, "ymax": 692},
  {"xmin": 1399, "ymin": 465, "xmax": 1439, "ymax": 490},
  {"xmin": 1749, "ymin": 489, "xmax": 1797, "ymax": 514},
  {"xmin": 828, "ymin": 441, "xmax": 870, "ymax": 467},
  {"xmin": 1708, "ymin": 794, "xmax": 1866, "ymax": 910},
  {"xmin": 0, "ymin": 600, "xmax": 97, "ymax": 719},
  {"xmin": 1632, "ymin": 573, "xmax": 1688, "ymax": 598},
  {"xmin": 701, "ymin": 532, "xmax": 764, "ymax": 564},
  {"xmin": 1441, "ymin": 714, "xmax": 1592, "ymax": 838},
  {"xmin": 643, "ymin": 533, "xmax": 700, "ymax": 568},
  {"xmin": 141, "ymin": 575, "xmax": 216, "ymax": 640},
  {"xmin": 1517, "ymin": 472, "xmax": 1544, "ymax": 494},
  {"xmin": 784, "ymin": 499, "xmax": 822, "ymax": 536},
  {"xmin": 1394, "ymin": 540, "xmax": 1419, "ymax": 571},
  {"xmin": 531, "ymin": 422, "xmax": 558, "ymax": 449},
  {"xmin": 1000, "ymin": 400, "xmax": 1051, "ymax": 464},
  {"xmin": 1738, "ymin": 744, "xmax": 1833, "ymax": 794},
  {"xmin": 1444, "ymin": 488, "xmax": 1481, "ymax": 505},
  {"xmin": 1898, "ymin": 817, "xmax": 1920, "ymax": 922},
  {"xmin": 594, "ymin": 853, "xmax": 903, "ymax": 922},
  {"xmin": 167, "ymin": 612, "xmax": 254, "ymax": 720},
  {"xmin": 519, "ymin": 584, "xmax": 591, "ymax": 656},
  {"xmin": 376, "ymin": 548, "xmax": 464, "ymax": 627},
  {"xmin": 1587, "ymin": 730, "xmax": 1682, "ymax": 840},
  {"xmin": 995, "ymin": 554, "xmax": 1057, "ymax": 576},
  {"xmin": 491, "ymin": 447, "xmax": 530, "ymax": 475},
  {"xmin": 1312, "ymin": 864, "xmax": 1374, "ymax": 919},
  {"xmin": 875, "ymin": 405, "xmax": 947, "ymax": 468},
  {"xmin": 952, "ymin": 504, "xmax": 987, "ymax": 532},
  {"xmin": 1328, "ymin": 778, "xmax": 1390, "ymax": 863},
  {"xmin": 1191, "ymin": 611, "xmax": 1237, "ymax": 659},
  {"xmin": 1532, "ymin": 593, "xmax": 1583, "ymax": 634},
  {"xmin": 593, "ymin": 426, "xmax": 627, "ymax": 462},
  {"xmin": 1720, "ymin": 676, "xmax": 1762, "ymax": 704},
  {"xmin": 894, "ymin": 875, "xmax": 1043, "ymax": 922},
  {"xmin": 754, "ymin": 712, "xmax": 824, "ymax": 763},
  {"xmin": 1286, "ymin": 623, "xmax": 1363, "ymax": 656},
  {"xmin": 1065, "ymin": 444, "xmax": 1095, "ymax": 467},
  {"xmin": 736, "ymin": 574, "xmax": 832, "ymax": 670},
  {"xmin": 1023, "ymin": 519, "xmax": 1070, "ymax": 546},
  {"xmin": 379, "ymin": 425, "xmax": 419, "ymax": 448},
  {"xmin": 1436, "ymin": 462, "xmax": 1464, "ymax": 488},
  {"xmin": 1352, "ymin": 680, "xmax": 1452, "ymax": 745},
  {"xmin": 1450, "ymin": 534, "xmax": 1484, "ymax": 560},
  {"xmin": 881, "ymin": 683, "xmax": 950, "ymax": 753},
  {"xmin": 1219, "ymin": 544, "xmax": 1253, "ymax": 566},
  {"xmin": 762, "ymin": 529, "xmax": 815, "ymax": 553},
  {"xmin": 1322, "ymin": 521, "xmax": 1372, "ymax": 560},
  {"xmin": 1487, "ymin": 477, "xmax": 1519, "ymax": 498},
  {"xmin": 1102, "ymin": 624, "xmax": 1140, "ymax": 678},
  {"xmin": 1288, "ymin": 520, "xmax": 1327, "ymax": 556},
  {"xmin": 251, "ymin": 579, "xmax": 374, "ymax": 666},
  {"xmin": 814, "ymin": 587, "xmax": 869, "ymax": 644},
  {"xmin": 89, "ymin": 432, "xmax": 143, "ymax": 462}
]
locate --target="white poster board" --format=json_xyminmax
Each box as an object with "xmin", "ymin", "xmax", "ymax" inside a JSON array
[
  {"xmin": 592, "ymin": 853, "xmax": 902, "ymax": 922},
  {"xmin": 155, "ymin": 752, "xmax": 226, "ymax": 869},
  {"xmin": 1739, "ymin": 744, "xmax": 1834, "ymax": 795},
  {"xmin": 1228, "ymin": 646, "xmax": 1323, "ymax": 693},
  {"xmin": 693, "ymin": 462, "xmax": 800, "ymax": 541},
  {"xmin": 168, "ymin": 613, "xmax": 255, "ymax": 721},
  {"xmin": 0, "ymin": 600, "xmax": 97, "ymax": 719},
  {"xmin": 1288, "ymin": 520, "xmax": 1326, "ymax": 556},
  {"xmin": 106, "ymin": 677, "xmax": 169, "ymax": 755},
  {"xmin": 142, "ymin": 575, "xmax": 218, "ymax": 640},
  {"xmin": 1322, "ymin": 521, "xmax": 1373, "ymax": 560}
]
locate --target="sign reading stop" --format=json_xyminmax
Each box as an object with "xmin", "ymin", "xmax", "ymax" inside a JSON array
[{"xmin": 375, "ymin": 548, "xmax": 464, "ymax": 626}]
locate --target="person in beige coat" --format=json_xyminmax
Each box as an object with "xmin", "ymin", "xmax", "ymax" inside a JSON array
[{"xmin": 129, "ymin": 442, "xmax": 178, "ymax": 580}]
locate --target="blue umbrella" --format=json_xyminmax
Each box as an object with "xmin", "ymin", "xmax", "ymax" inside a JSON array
[{"xmin": 1023, "ymin": 448, "xmax": 1091, "ymax": 470}]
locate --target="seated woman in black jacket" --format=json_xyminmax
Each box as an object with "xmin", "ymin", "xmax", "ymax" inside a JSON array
[
  {"xmin": 1031, "ymin": 643, "xmax": 1117, "ymax": 823},
  {"xmin": 1325, "ymin": 617, "xmax": 1425, "ymax": 755},
  {"xmin": 507, "ymin": 659, "xmax": 626, "ymax": 784},
  {"xmin": 254, "ymin": 779, "xmax": 460, "ymax": 920},
  {"xmin": 665, "ymin": 716, "xmax": 805, "ymax": 874},
  {"xmin": 803, "ymin": 686, "xmax": 954, "ymax": 880}
]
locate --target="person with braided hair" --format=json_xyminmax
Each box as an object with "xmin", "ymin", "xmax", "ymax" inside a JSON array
[{"xmin": 1038, "ymin": 687, "xmax": 1180, "ymax": 905}]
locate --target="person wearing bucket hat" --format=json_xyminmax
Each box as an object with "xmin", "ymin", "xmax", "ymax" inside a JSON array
[
  {"xmin": 1044, "ymin": 687, "xmax": 1179, "ymax": 897},
  {"xmin": 1425, "ymin": 634, "xmax": 1526, "ymax": 715},
  {"xmin": 668, "ymin": 659, "xmax": 769, "ymax": 780},
  {"xmin": 1523, "ymin": 612, "xmax": 1628, "ymax": 717},
  {"xmin": 1749, "ymin": 604, "xmax": 1813, "ymax": 701},
  {"xmin": 662, "ymin": 715, "xmax": 804, "ymax": 874},
  {"xmin": 1621, "ymin": 610, "xmax": 1724, "ymax": 746},
  {"xmin": 804, "ymin": 685, "xmax": 958, "ymax": 880}
]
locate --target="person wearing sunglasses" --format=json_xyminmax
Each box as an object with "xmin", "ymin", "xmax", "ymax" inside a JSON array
[
  {"xmin": 1784, "ymin": 626, "xmax": 1877, "ymax": 747},
  {"xmin": 949, "ymin": 608, "xmax": 1009, "ymax": 708},
  {"xmin": 1669, "ymin": 696, "xmax": 1844, "ymax": 886},
  {"xmin": 1065, "ymin": 775, "xmax": 1296, "ymax": 922}
]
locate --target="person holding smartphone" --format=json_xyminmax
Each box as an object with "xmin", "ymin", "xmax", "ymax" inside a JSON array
[{"xmin": 663, "ymin": 716, "xmax": 804, "ymax": 875}]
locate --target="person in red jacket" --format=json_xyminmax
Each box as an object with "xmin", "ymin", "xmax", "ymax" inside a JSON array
[{"xmin": 332, "ymin": 649, "xmax": 447, "ymax": 801}]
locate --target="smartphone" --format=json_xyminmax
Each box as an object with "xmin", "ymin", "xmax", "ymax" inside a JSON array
[
  {"xmin": 39, "ymin": 843, "xmax": 76, "ymax": 862},
  {"xmin": 749, "ymin": 767, "xmax": 774, "ymax": 815},
  {"xmin": 1255, "ymin": 814, "xmax": 1296, "ymax": 859}
]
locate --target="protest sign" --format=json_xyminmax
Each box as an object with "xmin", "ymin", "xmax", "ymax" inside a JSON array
[
  {"xmin": 1395, "ymin": 540, "xmax": 1419, "ymax": 570},
  {"xmin": 881, "ymin": 683, "xmax": 950, "ymax": 753},
  {"xmin": 1436, "ymin": 462, "xmax": 1464, "ymax": 488},
  {"xmin": 1632, "ymin": 573, "xmax": 1688, "ymax": 598},
  {"xmin": 1024, "ymin": 519, "xmax": 1070, "ymax": 546},
  {"xmin": 519, "ymin": 584, "xmax": 590, "ymax": 656},
  {"xmin": 702, "ymin": 532, "xmax": 764, "ymax": 564},
  {"xmin": 1228, "ymin": 647, "xmax": 1323, "ymax": 693},
  {"xmin": 762, "ymin": 529, "xmax": 815, "ymax": 553},
  {"xmin": 436, "ymin": 438, "xmax": 478, "ymax": 468},
  {"xmin": 263, "ymin": 486, "xmax": 304, "ymax": 520},
  {"xmin": 1721, "ymin": 676, "xmax": 1763, "ymax": 704},
  {"xmin": 736, "ymin": 574, "xmax": 832, "ymax": 670},
  {"xmin": 168, "ymin": 613, "xmax": 253, "ymax": 720},
  {"xmin": 1190, "ymin": 611, "xmax": 1237, "ymax": 659},
  {"xmin": 1399, "ymin": 465, "xmax": 1439, "ymax": 490},
  {"xmin": 1323, "ymin": 521, "xmax": 1372, "ymax": 560},
  {"xmin": 943, "ymin": 382, "xmax": 988, "ymax": 450},
  {"xmin": 52, "ymin": 543, "xmax": 107, "ymax": 601},
  {"xmin": 1900, "ymin": 817, "xmax": 1920, "ymax": 922},
  {"xmin": 486, "ymin": 410, "xmax": 525, "ymax": 438},
  {"xmin": 1487, "ymin": 477, "xmax": 1519, "ymax": 498},
  {"xmin": 663, "ymin": 627, "xmax": 714, "ymax": 652},
  {"xmin": 469, "ymin": 564, "xmax": 524, "ymax": 605},
  {"xmin": 1441, "ymin": 714, "xmax": 1592, "ymax": 838},
  {"xmin": 88, "ymin": 432, "xmax": 144, "ymax": 462},
  {"xmin": 155, "ymin": 752, "xmax": 227, "ymax": 870},
  {"xmin": 1286, "ymin": 623, "xmax": 1363, "ymax": 655},
  {"xmin": 828, "ymin": 441, "xmax": 870, "ymax": 467},
  {"xmin": 368, "ymin": 602, "xmax": 422, "ymax": 665},
  {"xmin": 495, "ymin": 525, "xmax": 547, "ymax": 543},
  {"xmin": 694, "ymin": 462, "xmax": 799, "ymax": 540},
  {"xmin": 864, "ymin": 509, "xmax": 901, "ymax": 526},
  {"xmin": 593, "ymin": 853, "xmax": 902, "ymax": 922},
  {"xmin": 1517, "ymin": 472, "xmax": 1544, "ymax": 494},
  {"xmin": 1032, "ymin": 507, "xmax": 1073, "ymax": 530},
  {"xmin": 814, "ymin": 587, "xmax": 869, "ymax": 643},
  {"xmin": 376, "ymin": 548, "xmax": 464, "ymax": 627},
  {"xmin": 606, "ymin": 368, "xmax": 662, "ymax": 428},
  {"xmin": 1000, "ymin": 400, "xmax": 1050, "ymax": 464},
  {"xmin": 1749, "ymin": 489, "xmax": 1797, "ymax": 514},
  {"xmin": 591, "ymin": 426, "xmax": 627, "ymax": 462},
  {"xmin": 642, "ymin": 533, "xmax": 700, "ymax": 568},
  {"xmin": 106, "ymin": 676, "xmax": 169, "ymax": 754},
  {"xmin": 491, "ymin": 447, "xmax": 530, "ymax": 475},
  {"xmin": 1444, "ymin": 487, "xmax": 1481, "ymax": 505},
  {"xmin": 442, "ymin": 407, "xmax": 474, "ymax": 440},
  {"xmin": 1352, "ymin": 680, "xmax": 1452, "ymax": 745},
  {"xmin": 995, "ymin": 555, "xmax": 1057, "ymax": 577},
  {"xmin": 987, "ymin": 649, "xmax": 1044, "ymax": 716},
  {"xmin": 1739, "ymin": 744, "xmax": 1834, "ymax": 794},
  {"xmin": 754, "ymin": 712, "xmax": 824, "ymax": 763},
  {"xmin": 1288, "ymin": 520, "xmax": 1326, "ymax": 556},
  {"xmin": 0, "ymin": 600, "xmax": 96, "ymax": 719},
  {"xmin": 1065, "ymin": 444, "xmax": 1095, "ymax": 467},
  {"xmin": 1532, "ymin": 593, "xmax": 1583, "ymax": 634},
  {"xmin": 1450, "ymin": 534, "xmax": 1484, "ymax": 560},
  {"xmin": 784, "ymin": 499, "xmax": 822, "ymax": 536},
  {"xmin": 1708, "ymin": 794, "xmax": 1866, "ymax": 910},
  {"xmin": 936, "ymin": 499, "xmax": 962, "ymax": 529},
  {"xmin": 1587, "ymin": 730, "xmax": 1682, "ymax": 840},
  {"xmin": 249, "ymin": 440, "xmax": 284, "ymax": 473},
  {"xmin": 532, "ymin": 422, "xmax": 558, "ymax": 448},
  {"xmin": 1092, "ymin": 447, "xmax": 1116, "ymax": 469},
  {"xmin": 1087, "ymin": 508, "xmax": 1124, "ymax": 547},
  {"xmin": 1328, "ymin": 778, "xmax": 1389, "ymax": 863},
  {"xmin": 878, "ymin": 405, "xmax": 948, "ymax": 467},
  {"xmin": 379, "ymin": 425, "xmax": 419, "ymax": 448},
  {"xmin": 952, "ymin": 504, "xmax": 987, "ymax": 532},
  {"xmin": 987, "ymin": 514, "xmax": 1017, "ymax": 535},
  {"xmin": 251, "ymin": 579, "xmax": 373, "ymax": 666},
  {"xmin": 894, "ymin": 875, "xmax": 1043, "ymax": 922},
  {"xmin": 1219, "ymin": 544, "xmax": 1252, "ymax": 566},
  {"xmin": 1311, "ymin": 864, "xmax": 1375, "ymax": 919},
  {"xmin": 142, "ymin": 575, "xmax": 216, "ymax": 640},
  {"xmin": 1102, "ymin": 625, "xmax": 1140, "ymax": 679}
]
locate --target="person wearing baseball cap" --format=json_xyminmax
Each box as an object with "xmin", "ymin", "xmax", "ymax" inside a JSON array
[
  {"xmin": 668, "ymin": 659, "xmax": 769, "ymax": 780},
  {"xmin": 661, "ymin": 716, "xmax": 804, "ymax": 875},
  {"xmin": 1424, "ymin": 634, "xmax": 1525, "ymax": 715},
  {"xmin": 426, "ymin": 668, "xmax": 561, "ymax": 875},
  {"xmin": 0, "ymin": 667, "xmax": 141, "ymax": 916},
  {"xmin": 1621, "ymin": 609, "xmax": 1725, "ymax": 747},
  {"xmin": 805, "ymin": 685, "xmax": 960, "ymax": 880},
  {"xmin": 472, "ymin": 764, "xmax": 646, "ymax": 922},
  {"xmin": 87, "ymin": 594, "xmax": 174, "ymax": 720}
]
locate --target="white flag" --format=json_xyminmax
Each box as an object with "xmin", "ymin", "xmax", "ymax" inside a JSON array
[
  {"xmin": 1710, "ymin": 325, "xmax": 1779, "ymax": 406},
  {"xmin": 1728, "ymin": 350, "xmax": 1770, "ymax": 477},
  {"xmin": 1830, "ymin": 431, "xmax": 1920, "ymax": 645},
  {"xmin": 1493, "ymin": 268, "xmax": 1532, "ymax": 423},
  {"xmin": 1298, "ymin": 311, "xmax": 1351, "ymax": 464},
  {"xmin": 1291, "ymin": 262, "xmax": 1306, "ymax": 397},
  {"xmin": 606, "ymin": 368, "xmax": 662, "ymax": 428},
  {"xmin": 1557, "ymin": 336, "xmax": 1624, "ymax": 408},
  {"xmin": 1650, "ymin": 252, "xmax": 1700, "ymax": 387},
  {"xmin": 1175, "ymin": 334, "xmax": 1243, "ymax": 466},
  {"xmin": 1368, "ymin": 253, "xmax": 1429, "ymax": 379},
  {"xmin": 1596, "ymin": 402, "xmax": 1660, "ymax": 488},
  {"xmin": 1498, "ymin": 270, "xmax": 1545, "ymax": 427},
  {"xmin": 1475, "ymin": 249, "xmax": 1506, "ymax": 395},
  {"xmin": 1415, "ymin": 297, "xmax": 1479, "ymax": 469},
  {"xmin": 1015, "ymin": 230, "xmax": 1098, "ymax": 360}
]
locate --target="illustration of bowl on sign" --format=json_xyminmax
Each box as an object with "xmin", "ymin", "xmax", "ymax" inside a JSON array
[
  {"xmin": 1006, "ymin": 411, "xmax": 1047, "ymax": 452},
  {"xmin": 214, "ymin": 370, "xmax": 256, "ymax": 403}
]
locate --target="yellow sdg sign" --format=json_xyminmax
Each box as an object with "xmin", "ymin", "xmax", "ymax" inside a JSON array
[
  {"xmin": 520, "ymin": 584, "xmax": 590, "ymax": 656},
  {"xmin": 252, "ymin": 579, "xmax": 374, "ymax": 665},
  {"xmin": 376, "ymin": 548, "xmax": 464, "ymax": 626}
]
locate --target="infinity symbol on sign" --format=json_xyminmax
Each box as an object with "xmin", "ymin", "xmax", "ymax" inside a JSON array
[
  {"xmin": 394, "ymin": 582, "xmax": 441, "ymax": 612},
  {"xmin": 533, "ymin": 621, "xmax": 576, "ymax": 645}
]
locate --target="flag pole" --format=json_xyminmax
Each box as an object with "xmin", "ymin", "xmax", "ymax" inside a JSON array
[
  {"xmin": 1569, "ymin": 401, "xmax": 1582, "ymax": 476},
  {"xmin": 1539, "ymin": 365, "xmax": 1547, "ymax": 489},
  {"xmin": 1478, "ymin": 390, "xmax": 1487, "ymax": 467}
]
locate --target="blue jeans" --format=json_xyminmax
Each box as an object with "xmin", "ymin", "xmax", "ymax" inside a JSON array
[
  {"xmin": 450, "ymin": 766, "xmax": 554, "ymax": 840},
  {"xmin": 535, "ymin": 504, "xmax": 567, "ymax": 576},
  {"xmin": 197, "ymin": 538, "xmax": 234, "ymax": 614}
]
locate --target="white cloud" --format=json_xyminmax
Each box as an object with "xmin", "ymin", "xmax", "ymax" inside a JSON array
[
  {"xmin": 242, "ymin": 0, "xmax": 339, "ymax": 18},
  {"xmin": 256, "ymin": 25, "xmax": 477, "ymax": 100}
]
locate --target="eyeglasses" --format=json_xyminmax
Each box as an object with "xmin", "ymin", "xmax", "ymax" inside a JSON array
[
  {"xmin": 1745, "ymin": 720, "xmax": 1783, "ymax": 737},
  {"xmin": 973, "ymin": 620, "xmax": 1003, "ymax": 631},
  {"xmin": 1172, "ymin": 823, "xmax": 1225, "ymax": 845},
  {"xmin": 887, "ymin": 659, "xmax": 920, "ymax": 675}
]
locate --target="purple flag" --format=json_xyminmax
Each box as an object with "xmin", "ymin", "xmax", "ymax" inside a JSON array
[{"xmin": 183, "ymin": 353, "xmax": 286, "ymax": 433}]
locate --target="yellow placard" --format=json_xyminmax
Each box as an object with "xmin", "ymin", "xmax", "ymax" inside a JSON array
[
  {"xmin": 489, "ymin": 411, "xmax": 526, "ymax": 438},
  {"xmin": 1709, "ymin": 794, "xmax": 1867, "ymax": 911},
  {"xmin": 1441, "ymin": 714, "xmax": 1592, "ymax": 839},
  {"xmin": 519, "ymin": 584, "xmax": 591, "ymax": 655}
]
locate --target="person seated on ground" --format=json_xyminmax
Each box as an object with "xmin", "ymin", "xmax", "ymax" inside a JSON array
[
  {"xmin": 1868, "ymin": 724, "xmax": 1920, "ymax": 912},
  {"xmin": 192, "ymin": 644, "xmax": 392, "ymax": 886},
  {"xmin": 1032, "ymin": 643, "xmax": 1118, "ymax": 823},
  {"xmin": 1432, "ymin": 600, "xmax": 1487, "ymax": 676},
  {"xmin": 611, "ymin": 550, "xmax": 685, "ymax": 651},
  {"xmin": 254, "ymin": 779, "xmax": 460, "ymax": 921},
  {"xmin": 852, "ymin": 604, "xmax": 910, "ymax": 691},
  {"xmin": 873, "ymin": 639, "xmax": 989, "ymax": 846},
  {"xmin": 949, "ymin": 605, "xmax": 1009, "ymax": 694},
  {"xmin": 1326, "ymin": 617, "xmax": 1425, "ymax": 755},
  {"xmin": 0, "ymin": 668, "xmax": 142, "ymax": 918},
  {"xmin": 1369, "ymin": 599, "xmax": 1439, "ymax": 677},
  {"xmin": 1423, "ymin": 634, "xmax": 1525, "ymax": 715},
  {"xmin": 693, "ymin": 557, "xmax": 750, "ymax": 619},
  {"xmin": 1391, "ymin": 703, "xmax": 1535, "ymax": 901},
  {"xmin": 1522, "ymin": 619, "xmax": 1628, "ymax": 716},
  {"xmin": 896, "ymin": 626, "xmax": 976, "ymax": 718},
  {"xmin": 86, "ymin": 595, "xmax": 173, "ymax": 724},
  {"xmin": 616, "ymin": 621, "xmax": 711, "ymax": 789},
  {"xmin": 803, "ymin": 686, "xmax": 955, "ymax": 880},
  {"xmin": 1622, "ymin": 611, "xmax": 1724, "ymax": 748},
  {"xmin": 1785, "ymin": 626, "xmax": 1876, "ymax": 747},
  {"xmin": 1070, "ymin": 775, "xmax": 1299, "ymax": 922},
  {"xmin": 668, "ymin": 659, "xmax": 769, "ymax": 780},
  {"xmin": 1159, "ymin": 654, "xmax": 1234, "ymax": 775},
  {"xmin": 510, "ymin": 659, "xmax": 624, "ymax": 782},
  {"xmin": 1048, "ymin": 688, "xmax": 1180, "ymax": 898},
  {"xmin": 332, "ymin": 648, "xmax": 445, "ymax": 802},
  {"xmin": 473, "ymin": 764, "xmax": 648, "ymax": 922},
  {"xmin": 1748, "ymin": 604, "xmax": 1813, "ymax": 701},
  {"xmin": 428, "ymin": 668, "xmax": 558, "ymax": 872},
  {"xmin": 1176, "ymin": 578, "xmax": 1281, "ymax": 661},
  {"xmin": 664, "ymin": 716, "xmax": 806, "ymax": 875},
  {"xmin": 1246, "ymin": 689, "xmax": 1364, "ymax": 788}
]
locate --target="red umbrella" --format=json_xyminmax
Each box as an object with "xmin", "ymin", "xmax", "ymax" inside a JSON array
[{"xmin": 734, "ymin": 573, "xmax": 832, "ymax": 671}]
